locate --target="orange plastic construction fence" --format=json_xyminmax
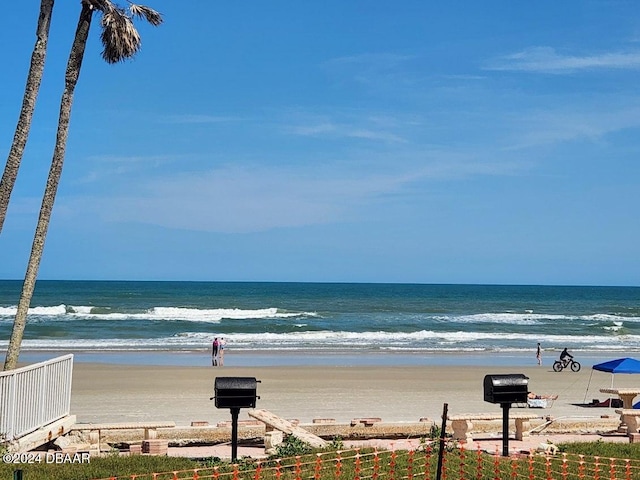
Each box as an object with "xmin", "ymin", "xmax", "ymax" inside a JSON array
[{"xmin": 91, "ymin": 446, "xmax": 640, "ymax": 480}]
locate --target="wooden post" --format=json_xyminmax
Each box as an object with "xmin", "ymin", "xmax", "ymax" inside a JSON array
[{"xmin": 436, "ymin": 403, "xmax": 448, "ymax": 480}]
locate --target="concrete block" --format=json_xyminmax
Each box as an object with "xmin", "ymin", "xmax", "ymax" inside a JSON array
[
  {"xmin": 264, "ymin": 430, "xmax": 284, "ymax": 450},
  {"xmin": 54, "ymin": 435, "xmax": 72, "ymax": 449},
  {"xmin": 312, "ymin": 418, "xmax": 336, "ymax": 424},
  {"xmin": 142, "ymin": 439, "xmax": 168, "ymax": 455},
  {"xmin": 129, "ymin": 444, "xmax": 143, "ymax": 454},
  {"xmin": 351, "ymin": 417, "xmax": 382, "ymax": 427}
]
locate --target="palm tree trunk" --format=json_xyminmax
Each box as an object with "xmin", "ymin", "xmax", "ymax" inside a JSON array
[
  {"xmin": 0, "ymin": 0, "xmax": 55, "ymax": 235},
  {"xmin": 3, "ymin": 4, "xmax": 94, "ymax": 371}
]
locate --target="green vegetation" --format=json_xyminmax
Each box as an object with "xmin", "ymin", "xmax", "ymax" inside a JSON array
[
  {"xmin": 559, "ymin": 440, "xmax": 640, "ymax": 459},
  {"xmin": 271, "ymin": 434, "xmax": 314, "ymax": 457},
  {"xmin": 0, "ymin": 453, "xmax": 198, "ymax": 480},
  {"xmin": 2, "ymin": 440, "xmax": 640, "ymax": 480}
]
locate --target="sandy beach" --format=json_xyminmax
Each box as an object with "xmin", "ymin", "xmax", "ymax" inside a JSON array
[{"xmin": 70, "ymin": 359, "xmax": 637, "ymax": 427}]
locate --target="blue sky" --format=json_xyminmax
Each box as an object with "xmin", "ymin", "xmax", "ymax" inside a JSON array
[{"xmin": 0, "ymin": 1, "xmax": 639, "ymax": 285}]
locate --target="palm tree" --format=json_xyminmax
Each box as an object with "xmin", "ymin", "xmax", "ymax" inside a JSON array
[
  {"xmin": 3, "ymin": 0, "xmax": 162, "ymax": 371},
  {"xmin": 0, "ymin": 0, "xmax": 55, "ymax": 235}
]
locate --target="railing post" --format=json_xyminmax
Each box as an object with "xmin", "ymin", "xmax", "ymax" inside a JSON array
[
  {"xmin": 8, "ymin": 368, "xmax": 17, "ymax": 441},
  {"xmin": 39, "ymin": 361, "xmax": 49, "ymax": 425}
]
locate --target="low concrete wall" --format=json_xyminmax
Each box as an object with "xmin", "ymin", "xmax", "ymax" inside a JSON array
[{"xmin": 87, "ymin": 415, "xmax": 620, "ymax": 447}]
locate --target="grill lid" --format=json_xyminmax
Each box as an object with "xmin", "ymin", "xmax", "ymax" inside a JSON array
[
  {"xmin": 213, "ymin": 376, "xmax": 261, "ymax": 409},
  {"xmin": 485, "ymin": 374, "xmax": 529, "ymax": 387}
]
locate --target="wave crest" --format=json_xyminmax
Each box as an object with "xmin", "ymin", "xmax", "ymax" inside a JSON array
[{"xmin": 0, "ymin": 305, "xmax": 316, "ymax": 322}]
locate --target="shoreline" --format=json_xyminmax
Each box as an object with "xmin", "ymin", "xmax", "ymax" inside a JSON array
[{"xmin": 13, "ymin": 348, "xmax": 634, "ymax": 368}]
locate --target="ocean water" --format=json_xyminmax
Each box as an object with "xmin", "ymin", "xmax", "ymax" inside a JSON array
[{"xmin": 1, "ymin": 281, "xmax": 639, "ymax": 366}]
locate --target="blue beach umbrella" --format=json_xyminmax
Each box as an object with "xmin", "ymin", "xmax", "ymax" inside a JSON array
[
  {"xmin": 593, "ymin": 358, "xmax": 640, "ymax": 375},
  {"xmin": 592, "ymin": 357, "xmax": 640, "ymax": 388},
  {"xmin": 583, "ymin": 358, "xmax": 640, "ymax": 404}
]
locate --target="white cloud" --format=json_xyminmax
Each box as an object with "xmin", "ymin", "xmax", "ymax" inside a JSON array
[
  {"xmin": 158, "ymin": 114, "xmax": 239, "ymax": 124},
  {"xmin": 286, "ymin": 122, "xmax": 336, "ymax": 136},
  {"xmin": 285, "ymin": 121, "xmax": 406, "ymax": 143},
  {"xmin": 504, "ymin": 104, "xmax": 640, "ymax": 149},
  {"xmin": 73, "ymin": 155, "xmax": 175, "ymax": 184},
  {"xmin": 322, "ymin": 52, "xmax": 418, "ymax": 91},
  {"xmin": 282, "ymin": 110, "xmax": 414, "ymax": 144},
  {"xmin": 345, "ymin": 128, "xmax": 406, "ymax": 143},
  {"xmin": 486, "ymin": 46, "xmax": 640, "ymax": 73},
  {"xmin": 64, "ymin": 157, "xmax": 526, "ymax": 234},
  {"xmin": 95, "ymin": 166, "xmax": 391, "ymax": 233},
  {"xmin": 325, "ymin": 53, "xmax": 415, "ymax": 69}
]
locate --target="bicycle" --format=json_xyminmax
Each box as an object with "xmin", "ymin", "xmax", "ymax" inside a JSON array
[{"xmin": 552, "ymin": 358, "xmax": 581, "ymax": 372}]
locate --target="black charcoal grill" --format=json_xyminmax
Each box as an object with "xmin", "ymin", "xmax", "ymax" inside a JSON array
[
  {"xmin": 212, "ymin": 377, "xmax": 260, "ymax": 460},
  {"xmin": 483, "ymin": 374, "xmax": 529, "ymax": 404},
  {"xmin": 214, "ymin": 376, "xmax": 260, "ymax": 409},
  {"xmin": 483, "ymin": 374, "xmax": 529, "ymax": 456}
]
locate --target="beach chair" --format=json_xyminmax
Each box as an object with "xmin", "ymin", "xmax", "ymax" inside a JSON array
[{"xmin": 527, "ymin": 394, "xmax": 558, "ymax": 408}]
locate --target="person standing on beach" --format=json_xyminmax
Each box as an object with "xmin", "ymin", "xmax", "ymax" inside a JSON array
[
  {"xmin": 536, "ymin": 342, "xmax": 542, "ymax": 365},
  {"xmin": 212, "ymin": 337, "xmax": 219, "ymax": 366},
  {"xmin": 219, "ymin": 337, "xmax": 227, "ymax": 366}
]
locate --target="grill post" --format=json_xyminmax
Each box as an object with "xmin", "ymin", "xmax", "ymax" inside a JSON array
[
  {"xmin": 231, "ymin": 407, "xmax": 240, "ymax": 461},
  {"xmin": 501, "ymin": 403, "xmax": 510, "ymax": 457}
]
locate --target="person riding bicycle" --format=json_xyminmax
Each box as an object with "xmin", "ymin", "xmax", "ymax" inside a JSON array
[{"xmin": 559, "ymin": 348, "xmax": 573, "ymax": 367}]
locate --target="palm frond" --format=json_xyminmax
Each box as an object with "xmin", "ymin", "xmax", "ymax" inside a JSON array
[
  {"xmin": 100, "ymin": 7, "xmax": 141, "ymax": 63},
  {"xmin": 128, "ymin": 3, "xmax": 163, "ymax": 26},
  {"xmin": 94, "ymin": 0, "xmax": 162, "ymax": 64}
]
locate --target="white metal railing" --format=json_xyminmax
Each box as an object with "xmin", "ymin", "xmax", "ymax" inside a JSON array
[{"xmin": 0, "ymin": 354, "xmax": 73, "ymax": 441}]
